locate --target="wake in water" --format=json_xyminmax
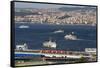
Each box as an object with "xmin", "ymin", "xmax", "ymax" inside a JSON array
[
  {"xmin": 77, "ymin": 39, "xmax": 95, "ymax": 41},
  {"xmin": 65, "ymin": 38, "xmax": 95, "ymax": 41},
  {"xmin": 18, "ymin": 25, "xmax": 29, "ymax": 28},
  {"xmin": 53, "ymin": 29, "xmax": 64, "ymax": 34}
]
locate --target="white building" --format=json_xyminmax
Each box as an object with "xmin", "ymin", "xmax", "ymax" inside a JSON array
[{"xmin": 85, "ymin": 48, "xmax": 96, "ymax": 54}]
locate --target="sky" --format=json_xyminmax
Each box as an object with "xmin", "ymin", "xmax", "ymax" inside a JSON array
[{"xmin": 15, "ymin": 2, "xmax": 88, "ymax": 9}]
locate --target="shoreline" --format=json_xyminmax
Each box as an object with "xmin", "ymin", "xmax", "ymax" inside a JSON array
[{"xmin": 15, "ymin": 22, "xmax": 96, "ymax": 26}]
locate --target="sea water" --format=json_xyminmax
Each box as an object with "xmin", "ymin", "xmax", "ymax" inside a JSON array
[{"xmin": 15, "ymin": 23, "xmax": 96, "ymax": 51}]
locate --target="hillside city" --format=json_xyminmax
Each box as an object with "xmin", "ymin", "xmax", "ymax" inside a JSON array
[{"xmin": 15, "ymin": 7, "xmax": 96, "ymax": 25}]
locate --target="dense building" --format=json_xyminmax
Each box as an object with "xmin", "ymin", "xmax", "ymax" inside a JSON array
[{"xmin": 15, "ymin": 8, "xmax": 96, "ymax": 25}]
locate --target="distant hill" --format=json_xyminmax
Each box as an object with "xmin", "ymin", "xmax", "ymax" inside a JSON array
[
  {"xmin": 58, "ymin": 6, "xmax": 96, "ymax": 12},
  {"xmin": 15, "ymin": 8, "xmax": 42, "ymax": 16}
]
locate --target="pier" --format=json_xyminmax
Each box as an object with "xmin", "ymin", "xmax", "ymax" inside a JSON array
[{"xmin": 15, "ymin": 44, "xmax": 97, "ymax": 66}]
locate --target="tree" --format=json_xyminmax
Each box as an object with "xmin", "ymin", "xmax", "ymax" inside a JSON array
[{"xmin": 78, "ymin": 57, "xmax": 88, "ymax": 63}]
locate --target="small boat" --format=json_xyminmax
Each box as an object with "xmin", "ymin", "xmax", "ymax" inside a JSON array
[
  {"xmin": 43, "ymin": 39, "xmax": 57, "ymax": 48},
  {"xmin": 16, "ymin": 43, "xmax": 28, "ymax": 50},
  {"xmin": 64, "ymin": 32, "xmax": 77, "ymax": 40},
  {"xmin": 53, "ymin": 29, "xmax": 64, "ymax": 33},
  {"xmin": 18, "ymin": 25, "xmax": 29, "ymax": 28}
]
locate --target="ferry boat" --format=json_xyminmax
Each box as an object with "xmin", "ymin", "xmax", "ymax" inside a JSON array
[
  {"xmin": 15, "ymin": 43, "xmax": 44, "ymax": 59},
  {"xmin": 64, "ymin": 32, "xmax": 77, "ymax": 40},
  {"xmin": 16, "ymin": 43, "xmax": 28, "ymax": 51},
  {"xmin": 43, "ymin": 39, "xmax": 57, "ymax": 48}
]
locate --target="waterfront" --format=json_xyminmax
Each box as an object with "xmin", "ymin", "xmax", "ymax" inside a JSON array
[{"xmin": 15, "ymin": 49, "xmax": 97, "ymax": 66}]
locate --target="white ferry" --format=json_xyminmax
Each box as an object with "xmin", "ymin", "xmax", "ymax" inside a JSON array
[
  {"xmin": 64, "ymin": 32, "xmax": 77, "ymax": 40},
  {"xmin": 43, "ymin": 39, "xmax": 57, "ymax": 48}
]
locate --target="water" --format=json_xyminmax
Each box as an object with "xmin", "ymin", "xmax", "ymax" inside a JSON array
[{"xmin": 15, "ymin": 23, "xmax": 97, "ymax": 51}]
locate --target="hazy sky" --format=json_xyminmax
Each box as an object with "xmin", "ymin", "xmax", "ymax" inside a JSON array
[{"xmin": 15, "ymin": 2, "xmax": 86, "ymax": 8}]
